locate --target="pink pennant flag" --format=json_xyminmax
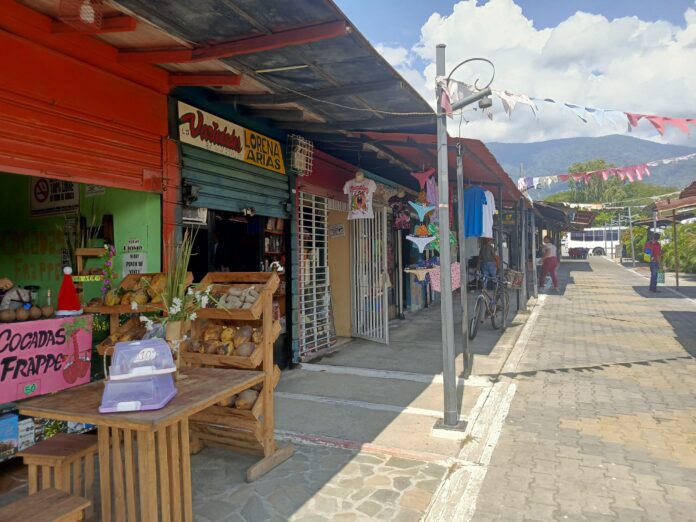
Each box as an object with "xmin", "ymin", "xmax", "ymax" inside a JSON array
[
  {"xmin": 625, "ymin": 168, "xmax": 635, "ymax": 182},
  {"xmin": 617, "ymin": 169, "xmax": 626, "ymax": 181},
  {"xmin": 644, "ymin": 166, "xmax": 651, "ymax": 177},
  {"xmin": 571, "ymin": 173, "xmax": 584, "ymax": 182},
  {"xmin": 646, "ymin": 116, "xmax": 666, "ymax": 135},
  {"xmin": 625, "ymin": 113, "xmax": 646, "ymax": 127},
  {"xmin": 601, "ymin": 170, "xmax": 610, "ymax": 181},
  {"xmin": 440, "ymin": 90, "xmax": 453, "ymax": 118},
  {"xmin": 584, "ymin": 173, "xmax": 592, "ymax": 183},
  {"xmin": 559, "ymin": 174, "xmax": 570, "ymax": 182},
  {"xmin": 633, "ymin": 166, "xmax": 643, "ymax": 181},
  {"xmin": 665, "ymin": 118, "xmax": 690, "ymax": 134}
]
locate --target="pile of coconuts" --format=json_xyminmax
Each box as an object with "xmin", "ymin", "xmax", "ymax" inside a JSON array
[{"xmin": 0, "ymin": 305, "xmax": 54, "ymax": 322}]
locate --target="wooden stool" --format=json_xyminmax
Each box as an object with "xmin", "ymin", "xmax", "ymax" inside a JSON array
[
  {"xmin": 0, "ymin": 488, "xmax": 91, "ymax": 522},
  {"xmin": 18, "ymin": 433, "xmax": 98, "ymax": 519}
]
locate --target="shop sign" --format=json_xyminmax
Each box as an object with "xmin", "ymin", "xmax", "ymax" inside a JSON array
[
  {"xmin": 123, "ymin": 252, "xmax": 147, "ymax": 275},
  {"xmin": 29, "ymin": 178, "xmax": 79, "ymax": 216},
  {"xmin": 0, "ymin": 316, "xmax": 92, "ymax": 402},
  {"xmin": 496, "ymin": 211, "xmax": 516, "ymax": 226},
  {"xmin": 177, "ymin": 101, "xmax": 286, "ymax": 175},
  {"xmin": 329, "ymin": 224, "xmax": 345, "ymax": 238}
]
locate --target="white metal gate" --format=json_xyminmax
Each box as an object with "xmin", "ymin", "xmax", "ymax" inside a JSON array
[
  {"xmin": 351, "ymin": 206, "xmax": 389, "ymax": 344},
  {"xmin": 298, "ymin": 192, "xmax": 331, "ymax": 359}
]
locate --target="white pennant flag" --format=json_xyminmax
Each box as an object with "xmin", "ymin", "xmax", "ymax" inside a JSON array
[{"xmin": 586, "ymin": 107, "xmax": 605, "ymax": 126}]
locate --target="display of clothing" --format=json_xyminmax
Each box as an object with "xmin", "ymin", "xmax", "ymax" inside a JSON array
[
  {"xmin": 343, "ymin": 177, "xmax": 377, "ymax": 220},
  {"xmin": 481, "ymin": 190, "xmax": 496, "ymax": 238},
  {"xmin": 406, "ymin": 235, "xmax": 436, "ymax": 253},
  {"xmin": 426, "ymin": 176, "xmax": 438, "ymax": 209},
  {"xmin": 410, "ymin": 168, "xmax": 435, "ymax": 190},
  {"xmin": 429, "ymin": 262, "xmax": 462, "ymax": 293},
  {"xmin": 388, "ymin": 195, "xmax": 413, "ymax": 230},
  {"xmin": 408, "ymin": 201, "xmax": 435, "ymax": 222},
  {"xmin": 463, "ymin": 186, "xmax": 486, "ymax": 237}
]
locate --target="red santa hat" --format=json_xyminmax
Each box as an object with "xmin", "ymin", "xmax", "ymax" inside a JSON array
[{"xmin": 56, "ymin": 267, "xmax": 83, "ymax": 317}]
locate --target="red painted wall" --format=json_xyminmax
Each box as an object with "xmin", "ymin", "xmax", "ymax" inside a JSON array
[
  {"xmin": 298, "ymin": 149, "xmax": 358, "ymax": 200},
  {"xmin": 0, "ymin": 2, "xmax": 169, "ymax": 192}
]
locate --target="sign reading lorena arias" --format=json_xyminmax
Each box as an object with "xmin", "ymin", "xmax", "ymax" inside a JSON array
[
  {"xmin": 177, "ymin": 101, "xmax": 286, "ymax": 175},
  {"xmin": 0, "ymin": 316, "xmax": 93, "ymax": 402}
]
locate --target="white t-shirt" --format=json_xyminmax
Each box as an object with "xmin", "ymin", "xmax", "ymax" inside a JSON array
[
  {"xmin": 542, "ymin": 242, "xmax": 557, "ymax": 259},
  {"xmin": 343, "ymin": 178, "xmax": 377, "ymax": 220},
  {"xmin": 481, "ymin": 190, "xmax": 496, "ymax": 238}
]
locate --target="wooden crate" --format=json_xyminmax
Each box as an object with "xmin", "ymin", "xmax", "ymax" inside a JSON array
[
  {"xmin": 180, "ymin": 320, "xmax": 281, "ymax": 369},
  {"xmin": 96, "ymin": 317, "xmax": 146, "ymax": 356},
  {"xmin": 197, "ymin": 272, "xmax": 279, "ymax": 321}
]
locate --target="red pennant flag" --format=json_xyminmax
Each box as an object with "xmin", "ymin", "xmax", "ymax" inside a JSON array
[
  {"xmin": 666, "ymin": 118, "xmax": 690, "ymax": 134},
  {"xmin": 646, "ymin": 116, "xmax": 666, "ymax": 135},
  {"xmin": 625, "ymin": 113, "xmax": 646, "ymax": 127}
]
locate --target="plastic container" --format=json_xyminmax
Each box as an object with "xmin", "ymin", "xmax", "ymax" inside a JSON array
[
  {"xmin": 99, "ymin": 374, "xmax": 177, "ymax": 413},
  {"xmin": 108, "ymin": 339, "xmax": 175, "ymax": 380}
]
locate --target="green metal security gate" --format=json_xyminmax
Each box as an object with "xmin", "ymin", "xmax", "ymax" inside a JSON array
[{"xmin": 180, "ymin": 144, "xmax": 289, "ymax": 218}]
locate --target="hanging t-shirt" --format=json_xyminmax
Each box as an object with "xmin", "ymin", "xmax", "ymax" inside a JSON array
[
  {"xmin": 343, "ymin": 178, "xmax": 377, "ymax": 220},
  {"xmin": 388, "ymin": 195, "xmax": 413, "ymax": 230},
  {"xmin": 463, "ymin": 186, "xmax": 487, "ymax": 237},
  {"xmin": 481, "ymin": 190, "xmax": 496, "ymax": 238}
]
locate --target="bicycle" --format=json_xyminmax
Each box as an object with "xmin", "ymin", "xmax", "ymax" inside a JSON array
[{"xmin": 468, "ymin": 271, "xmax": 510, "ymax": 340}]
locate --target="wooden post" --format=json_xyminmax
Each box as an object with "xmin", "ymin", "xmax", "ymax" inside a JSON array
[{"xmin": 261, "ymin": 288, "xmax": 275, "ymax": 455}]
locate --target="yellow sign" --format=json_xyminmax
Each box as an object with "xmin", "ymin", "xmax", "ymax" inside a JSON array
[
  {"xmin": 243, "ymin": 129, "xmax": 285, "ymax": 174},
  {"xmin": 177, "ymin": 102, "xmax": 286, "ymax": 175}
]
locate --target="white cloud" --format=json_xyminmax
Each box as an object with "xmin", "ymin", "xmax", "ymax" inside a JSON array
[{"xmin": 374, "ymin": 0, "xmax": 696, "ymax": 145}]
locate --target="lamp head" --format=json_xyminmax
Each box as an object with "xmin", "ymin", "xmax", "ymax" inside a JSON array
[{"xmin": 478, "ymin": 95, "xmax": 493, "ymax": 109}]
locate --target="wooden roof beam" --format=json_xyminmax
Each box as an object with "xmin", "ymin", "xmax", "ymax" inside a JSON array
[
  {"xmin": 169, "ymin": 73, "xmax": 243, "ymax": 87},
  {"xmin": 118, "ymin": 20, "xmax": 349, "ymax": 64},
  {"xmin": 51, "ymin": 14, "xmax": 138, "ymax": 34}
]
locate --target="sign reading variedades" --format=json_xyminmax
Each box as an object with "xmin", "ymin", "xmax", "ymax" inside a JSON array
[
  {"xmin": 177, "ymin": 101, "xmax": 286, "ymax": 175},
  {"xmin": 0, "ymin": 316, "xmax": 93, "ymax": 402}
]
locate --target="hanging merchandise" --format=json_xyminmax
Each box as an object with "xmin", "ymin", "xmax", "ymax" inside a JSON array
[
  {"xmin": 388, "ymin": 192, "xmax": 414, "ymax": 230},
  {"xmin": 343, "ymin": 171, "xmax": 377, "ymax": 220},
  {"xmin": 425, "ymin": 176, "xmax": 438, "ymax": 208},
  {"xmin": 409, "ymin": 201, "xmax": 435, "ymax": 222},
  {"xmin": 425, "ymin": 223, "xmax": 457, "ymax": 253},
  {"xmin": 410, "ymin": 168, "xmax": 435, "ymax": 190},
  {"xmin": 406, "ymin": 235, "xmax": 436, "ymax": 253},
  {"xmin": 429, "ymin": 262, "xmax": 462, "ymax": 293},
  {"xmin": 481, "ymin": 190, "xmax": 496, "ymax": 239},
  {"xmin": 463, "ymin": 186, "xmax": 487, "ymax": 237}
]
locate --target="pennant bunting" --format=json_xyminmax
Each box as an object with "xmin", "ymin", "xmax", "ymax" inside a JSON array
[{"xmin": 564, "ymin": 103, "xmax": 588, "ymax": 123}]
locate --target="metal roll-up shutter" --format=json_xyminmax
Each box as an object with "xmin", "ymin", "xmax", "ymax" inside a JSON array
[{"xmin": 181, "ymin": 144, "xmax": 289, "ymax": 219}]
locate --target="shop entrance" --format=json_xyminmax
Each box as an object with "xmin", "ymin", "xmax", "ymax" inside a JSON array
[{"xmin": 351, "ymin": 206, "xmax": 390, "ymax": 344}]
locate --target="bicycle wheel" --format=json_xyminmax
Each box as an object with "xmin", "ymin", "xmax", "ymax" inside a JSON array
[
  {"xmin": 469, "ymin": 295, "xmax": 485, "ymax": 340},
  {"xmin": 491, "ymin": 286, "xmax": 510, "ymax": 330}
]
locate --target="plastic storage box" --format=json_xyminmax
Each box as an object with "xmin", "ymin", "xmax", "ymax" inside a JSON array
[
  {"xmin": 99, "ymin": 374, "xmax": 177, "ymax": 413},
  {"xmin": 108, "ymin": 339, "xmax": 175, "ymax": 380}
]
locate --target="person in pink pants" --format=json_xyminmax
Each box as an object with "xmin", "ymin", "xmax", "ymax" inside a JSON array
[{"xmin": 539, "ymin": 235, "xmax": 559, "ymax": 291}]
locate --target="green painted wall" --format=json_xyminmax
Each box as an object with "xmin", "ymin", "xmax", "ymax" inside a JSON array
[{"xmin": 0, "ymin": 172, "xmax": 161, "ymax": 304}]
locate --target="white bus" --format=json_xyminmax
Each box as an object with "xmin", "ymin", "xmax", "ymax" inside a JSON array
[{"xmin": 563, "ymin": 226, "xmax": 626, "ymax": 257}]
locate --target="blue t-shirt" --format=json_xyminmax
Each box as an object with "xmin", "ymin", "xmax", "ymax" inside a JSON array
[{"xmin": 464, "ymin": 187, "xmax": 487, "ymax": 237}]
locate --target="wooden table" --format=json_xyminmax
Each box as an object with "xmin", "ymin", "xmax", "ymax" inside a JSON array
[{"xmin": 19, "ymin": 367, "xmax": 264, "ymax": 522}]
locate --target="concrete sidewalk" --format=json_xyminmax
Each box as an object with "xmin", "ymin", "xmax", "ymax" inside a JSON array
[{"xmin": 464, "ymin": 257, "xmax": 696, "ymax": 521}]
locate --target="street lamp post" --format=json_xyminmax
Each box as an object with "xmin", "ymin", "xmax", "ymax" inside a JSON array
[{"xmin": 435, "ymin": 44, "xmax": 494, "ymax": 427}]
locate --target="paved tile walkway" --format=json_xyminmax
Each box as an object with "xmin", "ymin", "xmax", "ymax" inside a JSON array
[{"xmin": 472, "ymin": 257, "xmax": 696, "ymax": 521}]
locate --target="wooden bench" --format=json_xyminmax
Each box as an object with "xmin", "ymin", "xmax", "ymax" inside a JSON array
[
  {"xmin": 17, "ymin": 433, "xmax": 98, "ymax": 518},
  {"xmin": 0, "ymin": 488, "xmax": 90, "ymax": 522}
]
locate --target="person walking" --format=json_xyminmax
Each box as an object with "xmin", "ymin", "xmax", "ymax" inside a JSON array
[
  {"xmin": 644, "ymin": 233, "xmax": 663, "ymax": 292},
  {"xmin": 539, "ymin": 235, "xmax": 559, "ymax": 292}
]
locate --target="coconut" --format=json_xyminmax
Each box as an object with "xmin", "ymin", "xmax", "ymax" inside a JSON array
[
  {"xmin": 15, "ymin": 308, "xmax": 29, "ymax": 322},
  {"xmin": 41, "ymin": 306, "xmax": 54, "ymax": 318},
  {"xmin": 0, "ymin": 309, "xmax": 15, "ymax": 322},
  {"xmin": 28, "ymin": 306, "xmax": 42, "ymax": 320},
  {"xmin": 234, "ymin": 389, "xmax": 259, "ymax": 410}
]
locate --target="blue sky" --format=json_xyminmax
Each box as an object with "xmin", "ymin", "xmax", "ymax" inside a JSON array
[
  {"xmin": 333, "ymin": 0, "xmax": 696, "ymax": 144},
  {"xmin": 335, "ymin": 0, "xmax": 694, "ymax": 48}
]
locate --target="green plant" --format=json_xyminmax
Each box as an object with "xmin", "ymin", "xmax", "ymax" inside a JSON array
[
  {"xmin": 662, "ymin": 223, "xmax": 696, "ymax": 274},
  {"xmin": 135, "ymin": 229, "xmax": 211, "ymax": 325},
  {"xmin": 621, "ymin": 227, "xmax": 648, "ymax": 262}
]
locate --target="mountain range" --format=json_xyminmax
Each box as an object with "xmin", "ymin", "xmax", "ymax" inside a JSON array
[{"xmin": 486, "ymin": 135, "xmax": 696, "ymax": 197}]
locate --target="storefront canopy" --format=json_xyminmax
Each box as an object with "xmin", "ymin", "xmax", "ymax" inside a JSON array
[
  {"xmin": 346, "ymin": 132, "xmax": 525, "ymax": 207},
  {"xmin": 655, "ymin": 181, "xmax": 696, "ymax": 215}
]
